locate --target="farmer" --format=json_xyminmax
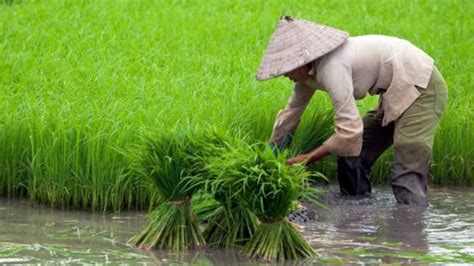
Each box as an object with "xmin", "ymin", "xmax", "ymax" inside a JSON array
[{"xmin": 257, "ymin": 16, "xmax": 448, "ymax": 206}]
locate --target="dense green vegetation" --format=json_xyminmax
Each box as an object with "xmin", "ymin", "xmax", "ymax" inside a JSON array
[
  {"xmin": 203, "ymin": 143, "xmax": 317, "ymax": 260},
  {"xmin": 0, "ymin": 0, "xmax": 472, "ymax": 211},
  {"xmin": 127, "ymin": 131, "xmax": 207, "ymax": 250},
  {"xmin": 127, "ymin": 129, "xmax": 316, "ymax": 259}
]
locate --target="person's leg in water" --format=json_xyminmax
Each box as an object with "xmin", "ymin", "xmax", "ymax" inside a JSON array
[
  {"xmin": 391, "ymin": 66, "xmax": 448, "ymax": 206},
  {"xmin": 338, "ymin": 110, "xmax": 394, "ymax": 196},
  {"xmin": 292, "ymin": 109, "xmax": 394, "ymax": 221}
]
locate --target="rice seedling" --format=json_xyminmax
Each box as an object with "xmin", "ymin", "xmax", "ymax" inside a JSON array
[
  {"xmin": 205, "ymin": 143, "xmax": 319, "ymax": 261},
  {"xmin": 288, "ymin": 109, "xmax": 333, "ymax": 157},
  {"xmin": 197, "ymin": 178, "xmax": 258, "ymax": 248},
  {"xmin": 201, "ymin": 203, "xmax": 257, "ymax": 248},
  {"xmin": 191, "ymin": 192, "xmax": 221, "ymax": 224},
  {"xmin": 127, "ymin": 131, "xmax": 206, "ymax": 250},
  {"xmin": 192, "ymin": 185, "xmax": 258, "ymax": 248},
  {"xmin": 182, "ymin": 129, "xmax": 259, "ymax": 247},
  {"xmin": 0, "ymin": 245, "xmax": 26, "ymax": 257}
]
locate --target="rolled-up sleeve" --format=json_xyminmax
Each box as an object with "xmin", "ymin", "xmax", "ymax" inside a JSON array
[
  {"xmin": 318, "ymin": 62, "xmax": 363, "ymax": 157},
  {"xmin": 269, "ymin": 82, "xmax": 316, "ymax": 144}
]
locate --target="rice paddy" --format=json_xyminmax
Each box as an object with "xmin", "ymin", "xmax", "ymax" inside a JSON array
[
  {"xmin": 0, "ymin": 0, "xmax": 472, "ymax": 211},
  {"xmin": 0, "ymin": 0, "xmax": 473, "ymax": 262}
]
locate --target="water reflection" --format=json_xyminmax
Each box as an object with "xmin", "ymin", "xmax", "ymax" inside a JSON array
[
  {"xmin": 379, "ymin": 205, "xmax": 428, "ymax": 252},
  {"xmin": 1, "ymin": 186, "xmax": 473, "ymax": 264},
  {"xmin": 147, "ymin": 249, "xmax": 211, "ymax": 265}
]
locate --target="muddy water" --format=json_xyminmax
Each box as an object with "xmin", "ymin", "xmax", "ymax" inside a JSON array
[
  {"xmin": 305, "ymin": 186, "xmax": 474, "ymax": 264},
  {"xmin": 1, "ymin": 187, "xmax": 473, "ymax": 264}
]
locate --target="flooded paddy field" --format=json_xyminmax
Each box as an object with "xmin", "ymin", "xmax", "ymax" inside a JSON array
[{"xmin": 1, "ymin": 186, "xmax": 473, "ymax": 264}]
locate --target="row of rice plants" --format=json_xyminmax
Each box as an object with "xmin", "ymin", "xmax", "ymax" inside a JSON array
[
  {"xmin": 0, "ymin": 103, "xmax": 330, "ymax": 212},
  {"xmin": 0, "ymin": 0, "xmax": 472, "ymax": 211},
  {"xmin": 0, "ymin": 112, "xmax": 157, "ymax": 211}
]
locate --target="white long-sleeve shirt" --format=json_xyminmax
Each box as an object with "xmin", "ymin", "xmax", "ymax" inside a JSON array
[{"xmin": 270, "ymin": 35, "xmax": 434, "ymax": 156}]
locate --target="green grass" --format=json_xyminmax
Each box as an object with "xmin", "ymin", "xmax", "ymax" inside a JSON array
[{"xmin": 0, "ymin": 0, "xmax": 472, "ymax": 210}]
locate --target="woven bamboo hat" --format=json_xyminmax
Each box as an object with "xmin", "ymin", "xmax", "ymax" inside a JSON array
[{"xmin": 256, "ymin": 16, "xmax": 349, "ymax": 81}]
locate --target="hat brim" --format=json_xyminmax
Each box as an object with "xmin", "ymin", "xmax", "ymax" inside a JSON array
[{"xmin": 256, "ymin": 18, "xmax": 349, "ymax": 81}]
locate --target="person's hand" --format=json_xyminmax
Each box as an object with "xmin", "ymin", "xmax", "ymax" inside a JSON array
[
  {"xmin": 287, "ymin": 153, "xmax": 310, "ymax": 165},
  {"xmin": 269, "ymin": 143, "xmax": 279, "ymax": 156},
  {"xmin": 287, "ymin": 146, "xmax": 331, "ymax": 166},
  {"xmin": 269, "ymin": 132, "xmax": 294, "ymax": 156}
]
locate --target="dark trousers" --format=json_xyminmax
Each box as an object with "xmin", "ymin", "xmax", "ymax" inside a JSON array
[{"xmin": 337, "ymin": 67, "xmax": 448, "ymax": 206}]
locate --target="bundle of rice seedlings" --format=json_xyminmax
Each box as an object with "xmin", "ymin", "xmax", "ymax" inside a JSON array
[
  {"xmin": 191, "ymin": 192, "xmax": 221, "ymax": 223},
  {"xmin": 201, "ymin": 192, "xmax": 258, "ymax": 247},
  {"xmin": 206, "ymin": 143, "xmax": 318, "ymax": 261},
  {"xmin": 186, "ymin": 130, "xmax": 258, "ymax": 247},
  {"xmin": 127, "ymin": 131, "xmax": 205, "ymax": 250}
]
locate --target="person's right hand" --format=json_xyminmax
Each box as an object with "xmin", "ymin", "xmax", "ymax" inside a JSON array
[
  {"xmin": 269, "ymin": 143, "xmax": 279, "ymax": 156},
  {"xmin": 269, "ymin": 132, "xmax": 293, "ymax": 156},
  {"xmin": 287, "ymin": 153, "xmax": 310, "ymax": 165}
]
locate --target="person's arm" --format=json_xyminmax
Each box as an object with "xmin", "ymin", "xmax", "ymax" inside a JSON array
[
  {"xmin": 287, "ymin": 145, "xmax": 331, "ymax": 164},
  {"xmin": 287, "ymin": 61, "xmax": 363, "ymax": 165},
  {"xmin": 269, "ymin": 82, "xmax": 316, "ymax": 149}
]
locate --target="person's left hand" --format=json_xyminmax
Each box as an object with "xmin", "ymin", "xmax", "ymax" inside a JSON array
[{"xmin": 287, "ymin": 154, "xmax": 311, "ymax": 165}]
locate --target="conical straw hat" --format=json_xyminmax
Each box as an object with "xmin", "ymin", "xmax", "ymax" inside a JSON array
[{"xmin": 256, "ymin": 16, "xmax": 349, "ymax": 81}]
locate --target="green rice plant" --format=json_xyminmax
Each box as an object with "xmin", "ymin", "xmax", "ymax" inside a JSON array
[
  {"xmin": 201, "ymin": 203, "xmax": 257, "ymax": 247},
  {"xmin": 288, "ymin": 109, "xmax": 336, "ymax": 181},
  {"xmin": 184, "ymin": 129, "xmax": 259, "ymax": 247},
  {"xmin": 199, "ymin": 177, "xmax": 258, "ymax": 248},
  {"xmin": 205, "ymin": 143, "xmax": 319, "ymax": 261},
  {"xmin": 0, "ymin": 0, "xmax": 472, "ymax": 211},
  {"xmin": 191, "ymin": 192, "xmax": 221, "ymax": 223},
  {"xmin": 129, "ymin": 201, "xmax": 203, "ymax": 250},
  {"xmin": 0, "ymin": 118, "xmax": 31, "ymax": 198},
  {"xmin": 127, "ymin": 131, "xmax": 205, "ymax": 250},
  {"xmin": 289, "ymin": 109, "xmax": 334, "ymax": 157}
]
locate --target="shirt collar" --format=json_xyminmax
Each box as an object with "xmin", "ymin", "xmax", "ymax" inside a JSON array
[{"xmin": 308, "ymin": 58, "xmax": 321, "ymax": 77}]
